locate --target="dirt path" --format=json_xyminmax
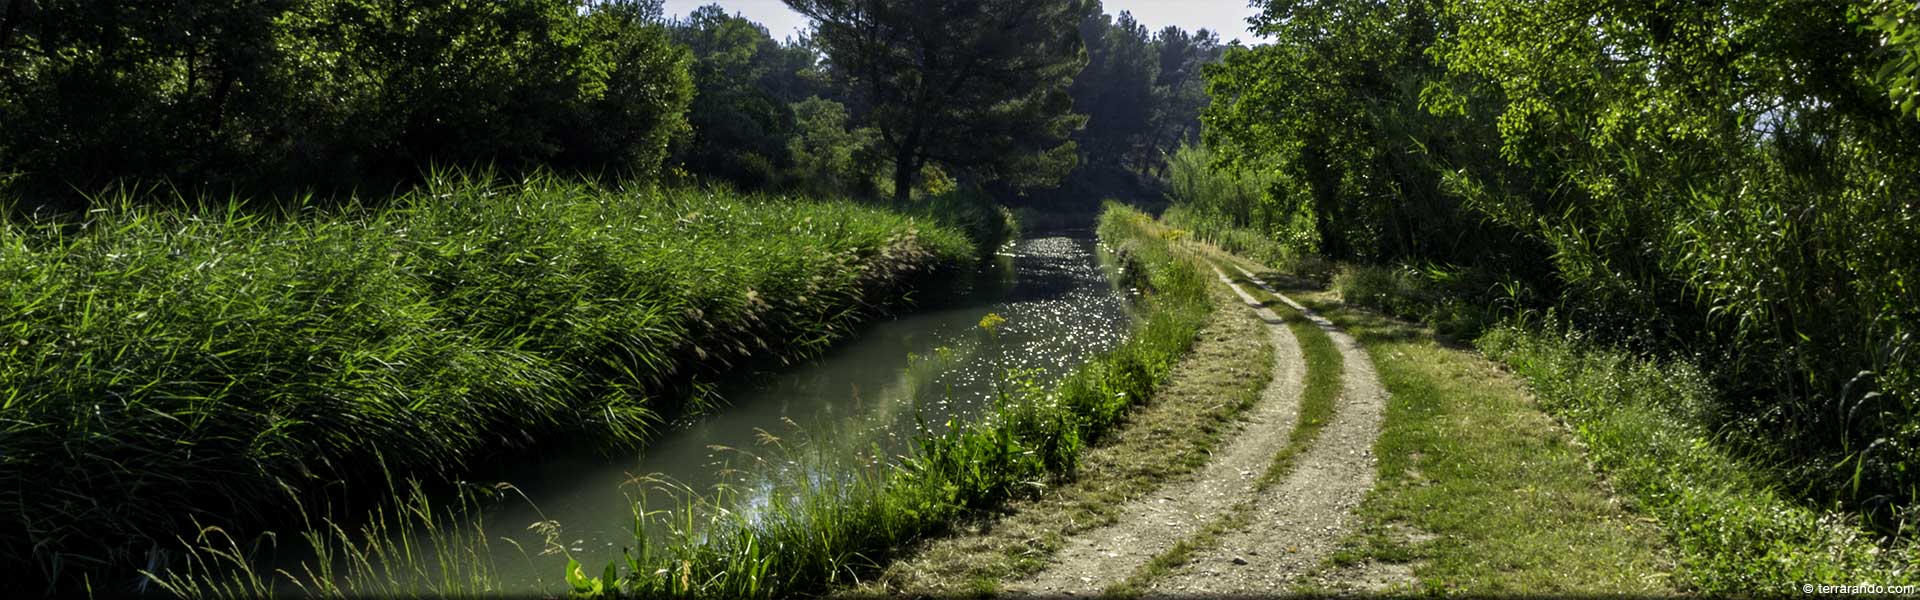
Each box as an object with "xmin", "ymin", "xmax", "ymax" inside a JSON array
[
  {"xmin": 1146, "ymin": 265, "xmax": 1387, "ymax": 594},
  {"xmin": 1003, "ymin": 265, "xmax": 1307, "ymax": 595}
]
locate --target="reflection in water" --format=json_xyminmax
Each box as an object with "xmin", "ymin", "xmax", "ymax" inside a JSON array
[{"xmin": 408, "ymin": 233, "xmax": 1128, "ymax": 591}]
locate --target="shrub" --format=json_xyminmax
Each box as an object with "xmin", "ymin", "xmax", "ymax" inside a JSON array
[{"xmin": 1333, "ymin": 263, "xmax": 1510, "ymax": 339}]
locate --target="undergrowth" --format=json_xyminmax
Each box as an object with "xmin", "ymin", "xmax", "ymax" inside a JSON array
[
  {"xmin": 1478, "ymin": 324, "xmax": 1920, "ymax": 594},
  {"xmin": 1161, "ymin": 205, "xmax": 1332, "ymax": 284}
]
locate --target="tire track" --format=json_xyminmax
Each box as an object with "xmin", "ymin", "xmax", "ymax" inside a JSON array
[
  {"xmin": 1002, "ymin": 265, "xmax": 1307, "ymax": 596},
  {"xmin": 1146, "ymin": 265, "xmax": 1387, "ymax": 594}
]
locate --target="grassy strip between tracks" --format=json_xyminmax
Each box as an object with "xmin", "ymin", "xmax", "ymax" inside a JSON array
[
  {"xmin": 1100, "ymin": 260, "xmax": 1345, "ymax": 598},
  {"xmin": 1266, "ymin": 274, "xmax": 1678, "ymax": 596},
  {"xmin": 1, "ymin": 170, "xmax": 986, "ymax": 592}
]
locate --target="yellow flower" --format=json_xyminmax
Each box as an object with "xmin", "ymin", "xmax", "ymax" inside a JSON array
[{"xmin": 978, "ymin": 312, "xmax": 1007, "ymax": 331}]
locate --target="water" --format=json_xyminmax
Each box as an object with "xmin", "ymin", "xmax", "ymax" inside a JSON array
[{"xmin": 336, "ymin": 231, "xmax": 1129, "ymax": 592}]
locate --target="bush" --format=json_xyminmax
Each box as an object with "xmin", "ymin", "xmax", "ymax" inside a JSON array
[
  {"xmin": 1332, "ymin": 263, "xmax": 1511, "ymax": 339},
  {"xmin": 1162, "ymin": 205, "xmax": 1331, "ymax": 283},
  {"xmin": 907, "ymin": 188, "xmax": 1022, "ymax": 257}
]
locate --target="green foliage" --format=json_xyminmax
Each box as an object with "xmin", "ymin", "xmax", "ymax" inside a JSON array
[
  {"xmin": 1159, "ymin": 143, "xmax": 1319, "ymax": 257},
  {"xmin": 1333, "ymin": 264, "xmax": 1437, "ymax": 323},
  {"xmin": 1201, "ymin": 0, "xmax": 1502, "ymax": 262},
  {"xmin": 904, "ymin": 187, "xmax": 1021, "ymax": 257},
  {"xmin": 0, "ymin": 0, "xmax": 693, "ymax": 202},
  {"xmin": 1190, "ymin": 0, "xmax": 1920, "ymax": 525},
  {"xmin": 1071, "ymin": 7, "xmax": 1160, "ymax": 173},
  {"xmin": 1434, "ymin": 0, "xmax": 1920, "ymax": 511},
  {"xmin": 1332, "ymin": 263, "xmax": 1514, "ymax": 340},
  {"xmin": 667, "ymin": 4, "xmax": 823, "ymax": 189},
  {"xmin": 1020, "ymin": 5, "xmax": 1223, "ymax": 212},
  {"xmin": 1864, "ymin": 1, "xmax": 1920, "ymax": 121},
  {"xmin": 1161, "ymin": 206, "xmax": 1333, "ymax": 285},
  {"xmin": 786, "ymin": 0, "xmax": 1089, "ymax": 201},
  {"xmin": 1479, "ymin": 324, "xmax": 1920, "ymax": 593},
  {"xmin": 787, "ymin": 96, "xmax": 879, "ymax": 197},
  {"xmin": 1068, "ymin": 5, "xmax": 1224, "ymax": 175},
  {"xmin": 0, "ymin": 171, "xmax": 973, "ymax": 590}
]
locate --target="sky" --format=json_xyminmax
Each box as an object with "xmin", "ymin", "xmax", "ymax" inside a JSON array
[{"xmin": 660, "ymin": 0, "xmax": 1260, "ymax": 44}]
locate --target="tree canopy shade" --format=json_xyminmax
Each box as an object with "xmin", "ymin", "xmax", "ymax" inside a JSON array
[
  {"xmin": 0, "ymin": 0, "xmax": 693, "ymax": 204},
  {"xmin": 785, "ymin": 0, "xmax": 1088, "ymax": 201},
  {"xmin": 668, "ymin": 4, "xmax": 824, "ymax": 188}
]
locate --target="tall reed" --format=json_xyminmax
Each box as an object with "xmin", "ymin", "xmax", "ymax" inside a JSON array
[{"xmin": 0, "ymin": 170, "xmax": 975, "ymax": 591}]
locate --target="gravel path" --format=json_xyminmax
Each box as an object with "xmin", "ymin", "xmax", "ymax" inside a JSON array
[
  {"xmin": 1003, "ymin": 266, "xmax": 1307, "ymax": 595},
  {"xmin": 1146, "ymin": 265, "xmax": 1387, "ymax": 594}
]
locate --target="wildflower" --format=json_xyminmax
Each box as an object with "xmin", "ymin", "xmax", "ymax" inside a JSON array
[{"xmin": 978, "ymin": 312, "xmax": 1007, "ymax": 331}]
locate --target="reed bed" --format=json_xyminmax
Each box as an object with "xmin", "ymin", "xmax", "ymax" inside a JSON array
[{"xmin": 0, "ymin": 171, "xmax": 976, "ymax": 590}]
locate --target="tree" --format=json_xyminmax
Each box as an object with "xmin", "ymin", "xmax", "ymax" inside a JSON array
[
  {"xmin": 668, "ymin": 4, "xmax": 822, "ymax": 187},
  {"xmin": 1436, "ymin": 0, "xmax": 1920, "ymax": 504},
  {"xmin": 788, "ymin": 96, "xmax": 874, "ymax": 194},
  {"xmin": 0, "ymin": 0, "xmax": 694, "ymax": 203},
  {"xmin": 785, "ymin": 0, "xmax": 1087, "ymax": 202},
  {"xmin": 1070, "ymin": 6, "xmax": 1158, "ymax": 172},
  {"xmin": 1202, "ymin": 0, "xmax": 1492, "ymax": 261},
  {"xmin": 1146, "ymin": 25, "xmax": 1221, "ymax": 171},
  {"xmin": 1863, "ymin": 0, "xmax": 1920, "ymax": 121},
  {"xmin": 1194, "ymin": 0, "xmax": 1920, "ymax": 509}
]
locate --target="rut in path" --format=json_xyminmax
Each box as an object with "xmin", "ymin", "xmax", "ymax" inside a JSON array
[
  {"xmin": 1148, "ymin": 264, "xmax": 1387, "ymax": 594},
  {"xmin": 1006, "ymin": 262, "xmax": 1387, "ymax": 596},
  {"xmin": 1004, "ymin": 264, "xmax": 1307, "ymax": 595}
]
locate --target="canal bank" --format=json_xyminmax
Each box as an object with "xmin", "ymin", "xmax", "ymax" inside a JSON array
[
  {"xmin": 558, "ymin": 205, "xmax": 1216, "ymax": 598},
  {"xmin": 474, "ymin": 229, "xmax": 1135, "ymax": 591}
]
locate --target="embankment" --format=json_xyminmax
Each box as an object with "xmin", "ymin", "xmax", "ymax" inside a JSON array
[{"xmin": 0, "ymin": 173, "xmax": 987, "ymax": 591}]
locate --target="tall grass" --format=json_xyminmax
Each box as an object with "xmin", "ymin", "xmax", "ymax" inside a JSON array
[
  {"xmin": 0, "ymin": 170, "xmax": 976, "ymax": 591},
  {"xmin": 1160, "ymin": 205, "xmax": 1332, "ymax": 283},
  {"xmin": 556, "ymin": 202, "xmax": 1213, "ymax": 598},
  {"xmin": 1478, "ymin": 323, "xmax": 1920, "ymax": 593},
  {"xmin": 152, "ymin": 472, "xmax": 538, "ymax": 598},
  {"xmin": 1160, "ymin": 143, "xmax": 1326, "ymax": 279}
]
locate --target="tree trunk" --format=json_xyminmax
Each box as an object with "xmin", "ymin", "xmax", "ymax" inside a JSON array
[{"xmin": 892, "ymin": 146, "xmax": 916, "ymax": 203}]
